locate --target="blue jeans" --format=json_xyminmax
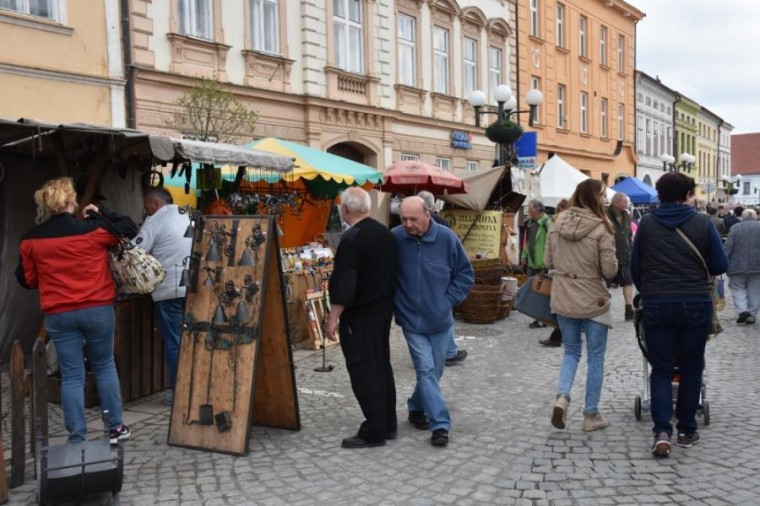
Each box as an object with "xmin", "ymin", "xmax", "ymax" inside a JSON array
[
  {"xmin": 643, "ymin": 301, "xmax": 710, "ymax": 436},
  {"xmin": 446, "ymin": 332, "xmax": 458, "ymax": 359},
  {"xmin": 403, "ymin": 326, "xmax": 452, "ymax": 431},
  {"xmin": 556, "ymin": 315, "xmax": 609, "ymax": 415},
  {"xmin": 45, "ymin": 305, "xmax": 123, "ymax": 442},
  {"xmin": 155, "ymin": 297, "xmax": 185, "ymax": 390}
]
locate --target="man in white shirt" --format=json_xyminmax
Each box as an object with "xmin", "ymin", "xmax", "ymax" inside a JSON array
[{"xmin": 133, "ymin": 188, "xmax": 192, "ymax": 404}]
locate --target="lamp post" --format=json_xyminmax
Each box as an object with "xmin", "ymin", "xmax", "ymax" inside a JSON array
[
  {"xmin": 660, "ymin": 152, "xmax": 695, "ymax": 172},
  {"xmin": 467, "ymin": 85, "xmax": 543, "ymax": 166},
  {"xmin": 721, "ymin": 174, "xmax": 742, "ymax": 203}
]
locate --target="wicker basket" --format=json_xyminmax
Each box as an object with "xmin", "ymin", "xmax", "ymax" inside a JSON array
[
  {"xmin": 497, "ymin": 300, "xmax": 512, "ymax": 320},
  {"xmin": 472, "ymin": 258, "xmax": 506, "ymax": 286},
  {"xmin": 459, "ymin": 284, "xmax": 503, "ymax": 324}
]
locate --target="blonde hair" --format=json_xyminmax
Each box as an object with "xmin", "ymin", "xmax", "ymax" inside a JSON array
[{"xmin": 34, "ymin": 177, "xmax": 77, "ymax": 224}]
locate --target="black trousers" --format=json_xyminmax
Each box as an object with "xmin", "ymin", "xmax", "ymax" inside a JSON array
[{"xmin": 339, "ymin": 309, "xmax": 397, "ymax": 442}]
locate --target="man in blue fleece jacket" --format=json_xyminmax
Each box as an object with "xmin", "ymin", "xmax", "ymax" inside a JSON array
[{"xmin": 392, "ymin": 196, "xmax": 474, "ymax": 447}]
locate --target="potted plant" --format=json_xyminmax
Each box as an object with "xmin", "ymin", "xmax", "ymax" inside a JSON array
[{"xmin": 485, "ymin": 119, "xmax": 524, "ymax": 145}]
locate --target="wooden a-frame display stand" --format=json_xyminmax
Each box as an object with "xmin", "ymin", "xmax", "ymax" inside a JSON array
[{"xmin": 168, "ymin": 215, "xmax": 300, "ymax": 456}]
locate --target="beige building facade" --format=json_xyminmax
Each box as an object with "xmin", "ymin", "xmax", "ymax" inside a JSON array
[
  {"xmin": 128, "ymin": 0, "xmax": 518, "ymax": 177},
  {"xmin": 517, "ymin": 0, "xmax": 643, "ymax": 185},
  {"xmin": 0, "ymin": 1, "xmax": 125, "ymax": 126}
]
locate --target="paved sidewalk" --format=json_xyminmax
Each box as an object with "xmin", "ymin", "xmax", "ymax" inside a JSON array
[{"xmin": 4, "ymin": 289, "xmax": 760, "ymax": 505}]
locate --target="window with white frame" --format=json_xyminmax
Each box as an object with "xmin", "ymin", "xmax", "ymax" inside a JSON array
[
  {"xmin": 579, "ymin": 15, "xmax": 587, "ymax": 57},
  {"xmin": 180, "ymin": 0, "xmax": 213, "ymax": 39},
  {"xmin": 580, "ymin": 92, "xmax": 588, "ymax": 134},
  {"xmin": 600, "ymin": 25, "xmax": 607, "ymax": 65},
  {"xmin": 465, "ymin": 160, "xmax": 480, "ymax": 172},
  {"xmin": 463, "ymin": 37, "xmax": 477, "ymax": 98},
  {"xmin": 530, "ymin": 0, "xmax": 539, "ymax": 37},
  {"xmin": 397, "ymin": 13, "xmax": 416, "ymax": 87},
  {"xmin": 618, "ymin": 103, "xmax": 625, "ymax": 140},
  {"xmin": 435, "ymin": 157, "xmax": 452, "ymax": 172},
  {"xmin": 400, "ymin": 153, "xmax": 419, "ymax": 161},
  {"xmin": 0, "ymin": 0, "xmax": 60, "ymax": 19},
  {"xmin": 531, "ymin": 76, "xmax": 541, "ymax": 124},
  {"xmin": 489, "ymin": 47, "xmax": 502, "ymax": 105},
  {"xmin": 601, "ymin": 98, "xmax": 608, "ymax": 138},
  {"xmin": 557, "ymin": 84, "xmax": 566, "ymax": 129},
  {"xmin": 334, "ymin": 0, "xmax": 363, "ymax": 74},
  {"xmin": 645, "ymin": 118, "xmax": 651, "ymax": 155},
  {"xmin": 556, "ymin": 3, "xmax": 565, "ymax": 47},
  {"xmin": 250, "ymin": 0, "xmax": 279, "ymax": 54},
  {"xmin": 636, "ymin": 115, "xmax": 644, "ymax": 153},
  {"xmin": 617, "ymin": 34, "xmax": 625, "ymax": 72},
  {"xmin": 433, "ymin": 26, "xmax": 450, "ymax": 94}
]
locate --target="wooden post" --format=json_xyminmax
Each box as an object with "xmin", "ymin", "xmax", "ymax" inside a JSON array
[
  {"xmin": 9, "ymin": 341, "xmax": 25, "ymax": 488},
  {"xmin": 0, "ymin": 430, "xmax": 9, "ymax": 504},
  {"xmin": 32, "ymin": 338, "xmax": 49, "ymax": 467}
]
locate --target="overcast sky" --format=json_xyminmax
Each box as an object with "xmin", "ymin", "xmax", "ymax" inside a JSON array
[{"xmin": 633, "ymin": 0, "xmax": 760, "ymax": 134}]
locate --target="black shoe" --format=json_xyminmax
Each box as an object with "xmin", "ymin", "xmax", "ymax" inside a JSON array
[
  {"xmin": 737, "ymin": 311, "xmax": 751, "ymax": 323},
  {"xmin": 625, "ymin": 304, "xmax": 634, "ymax": 321},
  {"xmin": 529, "ymin": 320, "xmax": 547, "ymax": 329},
  {"xmin": 341, "ymin": 436, "xmax": 386, "ymax": 449},
  {"xmin": 408, "ymin": 411, "xmax": 430, "ymax": 430},
  {"xmin": 539, "ymin": 338, "xmax": 561, "ymax": 347},
  {"xmin": 109, "ymin": 424, "xmax": 130, "ymax": 445},
  {"xmin": 747, "ymin": 315, "xmax": 756, "ymax": 324},
  {"xmin": 431, "ymin": 429, "xmax": 449, "ymax": 447},
  {"xmin": 445, "ymin": 349, "xmax": 468, "ymax": 366}
]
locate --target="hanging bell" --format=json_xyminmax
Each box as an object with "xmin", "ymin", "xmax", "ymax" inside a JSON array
[
  {"xmin": 179, "ymin": 268, "xmax": 191, "ymax": 287},
  {"xmin": 184, "ymin": 220, "xmax": 195, "ymax": 238},
  {"xmin": 203, "ymin": 270, "xmax": 215, "ymax": 286},
  {"xmin": 234, "ymin": 300, "xmax": 251, "ymax": 324},
  {"xmin": 238, "ymin": 247, "xmax": 254, "ymax": 267},
  {"xmin": 206, "ymin": 237, "xmax": 222, "ymax": 262},
  {"xmin": 212, "ymin": 303, "xmax": 228, "ymax": 325}
]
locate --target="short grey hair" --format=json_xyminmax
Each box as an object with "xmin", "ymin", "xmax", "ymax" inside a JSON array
[
  {"xmin": 742, "ymin": 208, "xmax": 758, "ymax": 220},
  {"xmin": 417, "ymin": 190, "xmax": 436, "ymax": 212},
  {"xmin": 340, "ymin": 187, "xmax": 371, "ymax": 214},
  {"xmin": 528, "ymin": 199, "xmax": 544, "ymax": 213},
  {"xmin": 144, "ymin": 187, "xmax": 173, "ymax": 204}
]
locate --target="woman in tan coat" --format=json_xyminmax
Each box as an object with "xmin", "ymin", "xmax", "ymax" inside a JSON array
[{"xmin": 545, "ymin": 179, "xmax": 618, "ymax": 432}]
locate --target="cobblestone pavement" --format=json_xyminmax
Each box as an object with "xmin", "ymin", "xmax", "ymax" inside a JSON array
[{"xmin": 4, "ymin": 289, "xmax": 760, "ymax": 505}]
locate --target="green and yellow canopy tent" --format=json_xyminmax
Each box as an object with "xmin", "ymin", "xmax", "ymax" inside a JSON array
[
  {"xmin": 242, "ymin": 138, "xmax": 383, "ymax": 247},
  {"xmin": 161, "ymin": 137, "xmax": 383, "ymax": 247}
]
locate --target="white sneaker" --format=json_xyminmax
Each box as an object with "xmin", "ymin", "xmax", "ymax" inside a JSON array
[{"xmin": 163, "ymin": 390, "xmax": 174, "ymax": 406}]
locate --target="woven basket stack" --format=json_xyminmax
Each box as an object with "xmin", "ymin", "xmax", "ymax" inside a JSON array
[{"xmin": 460, "ymin": 258, "xmax": 509, "ymax": 324}]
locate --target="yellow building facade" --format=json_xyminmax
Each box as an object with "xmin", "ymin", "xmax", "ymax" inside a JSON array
[
  {"xmin": 517, "ymin": 0, "xmax": 643, "ymax": 185},
  {"xmin": 0, "ymin": 2, "xmax": 125, "ymax": 126}
]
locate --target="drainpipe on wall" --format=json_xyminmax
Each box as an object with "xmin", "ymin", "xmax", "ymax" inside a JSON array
[
  {"xmin": 633, "ymin": 18, "xmax": 639, "ymax": 177},
  {"xmin": 120, "ymin": 0, "xmax": 136, "ymax": 129},
  {"xmin": 513, "ymin": 0, "xmax": 520, "ymax": 111},
  {"xmin": 716, "ymin": 118, "xmax": 724, "ymax": 202}
]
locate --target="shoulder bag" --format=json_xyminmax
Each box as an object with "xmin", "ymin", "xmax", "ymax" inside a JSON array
[
  {"xmin": 674, "ymin": 228, "xmax": 722, "ymax": 337},
  {"xmin": 513, "ymin": 274, "xmax": 557, "ymax": 327},
  {"xmin": 97, "ymin": 212, "xmax": 166, "ymax": 295}
]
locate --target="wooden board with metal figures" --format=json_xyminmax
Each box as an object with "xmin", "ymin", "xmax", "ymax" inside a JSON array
[{"xmin": 168, "ymin": 214, "xmax": 300, "ymax": 456}]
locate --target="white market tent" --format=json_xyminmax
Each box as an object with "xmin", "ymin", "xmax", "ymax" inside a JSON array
[{"xmin": 537, "ymin": 154, "xmax": 615, "ymax": 207}]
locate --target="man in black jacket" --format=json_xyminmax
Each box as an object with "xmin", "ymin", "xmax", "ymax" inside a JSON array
[
  {"xmin": 326, "ymin": 187, "xmax": 398, "ymax": 448},
  {"xmin": 607, "ymin": 192, "xmax": 634, "ymax": 320}
]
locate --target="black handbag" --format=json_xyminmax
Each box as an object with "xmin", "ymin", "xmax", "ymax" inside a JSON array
[{"xmin": 512, "ymin": 275, "xmax": 557, "ymax": 326}]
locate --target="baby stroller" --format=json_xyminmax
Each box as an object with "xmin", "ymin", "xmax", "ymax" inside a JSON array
[{"xmin": 632, "ymin": 294, "xmax": 710, "ymax": 425}]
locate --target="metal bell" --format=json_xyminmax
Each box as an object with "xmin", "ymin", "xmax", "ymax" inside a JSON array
[
  {"xmin": 238, "ymin": 247, "xmax": 254, "ymax": 267},
  {"xmin": 234, "ymin": 301, "xmax": 251, "ymax": 324},
  {"xmin": 212, "ymin": 303, "xmax": 227, "ymax": 325},
  {"xmin": 206, "ymin": 237, "xmax": 222, "ymax": 262},
  {"xmin": 179, "ymin": 268, "xmax": 191, "ymax": 287},
  {"xmin": 184, "ymin": 221, "xmax": 195, "ymax": 238},
  {"xmin": 203, "ymin": 270, "xmax": 215, "ymax": 286}
]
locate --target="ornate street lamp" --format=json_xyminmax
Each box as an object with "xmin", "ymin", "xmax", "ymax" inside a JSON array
[
  {"xmin": 468, "ymin": 85, "xmax": 543, "ymax": 166},
  {"xmin": 660, "ymin": 152, "xmax": 695, "ymax": 172}
]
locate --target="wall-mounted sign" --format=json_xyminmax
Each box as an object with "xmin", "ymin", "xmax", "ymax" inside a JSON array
[
  {"xmin": 451, "ymin": 130, "xmax": 472, "ymax": 149},
  {"xmin": 515, "ymin": 131, "xmax": 538, "ymax": 170}
]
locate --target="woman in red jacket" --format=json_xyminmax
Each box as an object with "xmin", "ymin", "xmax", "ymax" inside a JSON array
[{"xmin": 16, "ymin": 177, "xmax": 136, "ymax": 444}]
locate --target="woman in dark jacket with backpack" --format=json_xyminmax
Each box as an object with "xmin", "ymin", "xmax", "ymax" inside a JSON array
[{"xmin": 631, "ymin": 172, "xmax": 727, "ymax": 458}]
